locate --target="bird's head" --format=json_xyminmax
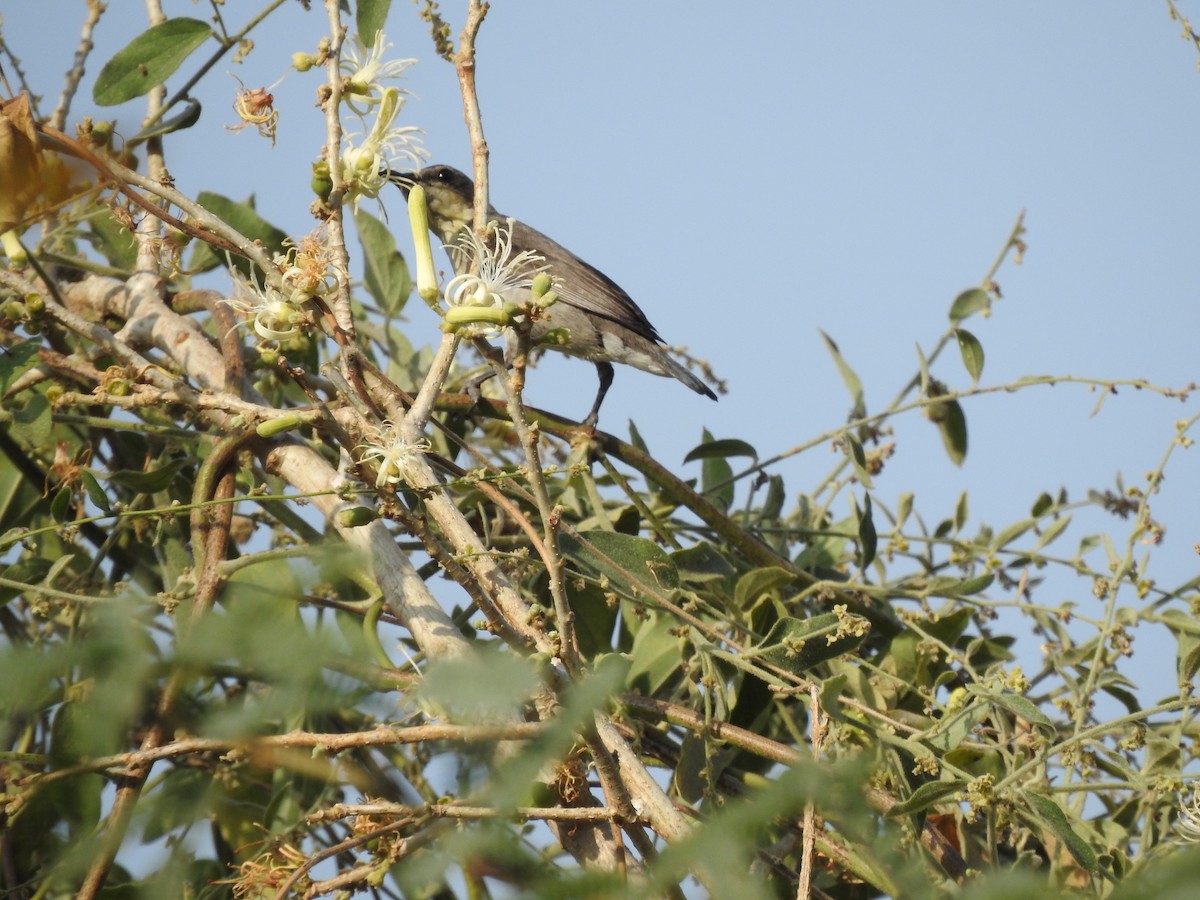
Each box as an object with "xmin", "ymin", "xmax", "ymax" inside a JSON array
[{"xmin": 388, "ymin": 165, "xmax": 475, "ymax": 245}]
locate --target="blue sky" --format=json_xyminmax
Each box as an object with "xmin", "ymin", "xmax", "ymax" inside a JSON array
[{"xmin": 7, "ymin": 2, "xmax": 1200, "ymax": 698}]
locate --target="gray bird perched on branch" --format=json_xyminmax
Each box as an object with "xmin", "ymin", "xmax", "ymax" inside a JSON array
[{"xmin": 389, "ymin": 165, "xmax": 717, "ymax": 427}]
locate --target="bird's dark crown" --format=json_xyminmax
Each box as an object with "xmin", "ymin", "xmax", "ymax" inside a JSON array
[{"xmin": 388, "ymin": 164, "xmax": 474, "ymax": 202}]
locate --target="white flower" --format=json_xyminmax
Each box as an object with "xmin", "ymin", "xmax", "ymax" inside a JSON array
[
  {"xmin": 341, "ymin": 87, "xmax": 426, "ymax": 211},
  {"xmin": 445, "ymin": 217, "xmax": 547, "ymax": 308},
  {"xmin": 358, "ymin": 422, "xmax": 431, "ymax": 488},
  {"xmin": 440, "ymin": 220, "xmax": 549, "ymax": 338},
  {"xmin": 224, "ymin": 270, "xmax": 310, "ymax": 343},
  {"xmin": 1178, "ymin": 787, "xmax": 1200, "ymax": 842},
  {"xmin": 340, "ymin": 31, "xmax": 416, "ymax": 115}
]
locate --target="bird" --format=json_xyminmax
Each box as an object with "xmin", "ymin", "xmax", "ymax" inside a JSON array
[{"xmin": 388, "ymin": 164, "xmax": 717, "ymax": 427}]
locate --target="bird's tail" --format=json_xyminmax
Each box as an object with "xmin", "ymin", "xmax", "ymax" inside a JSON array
[{"xmin": 663, "ymin": 353, "xmax": 717, "ymax": 401}]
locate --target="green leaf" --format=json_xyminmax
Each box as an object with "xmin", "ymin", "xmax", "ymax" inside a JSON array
[
  {"xmin": 924, "ymin": 699, "xmax": 990, "ymax": 751},
  {"xmin": 104, "ymin": 457, "xmax": 192, "ymax": 493},
  {"xmin": 354, "ymin": 208, "xmax": 411, "ymax": 316},
  {"xmin": 854, "ymin": 492, "xmax": 876, "ymax": 570},
  {"xmin": 0, "ymin": 340, "xmax": 41, "ymax": 394},
  {"xmin": 948, "ymin": 287, "xmax": 990, "ymax": 322},
  {"xmin": 965, "ymin": 686, "xmax": 1053, "ymax": 728},
  {"xmin": 81, "ymin": 471, "xmax": 112, "ymax": 515},
  {"xmin": 754, "ymin": 612, "xmax": 869, "ymax": 676},
  {"xmin": 819, "ymin": 330, "xmax": 865, "ymax": 416},
  {"xmin": 1033, "ymin": 514, "xmax": 1072, "ymax": 551},
  {"xmin": 1166, "ymin": 621, "xmax": 1200, "ymax": 682},
  {"xmin": 934, "ymin": 398, "xmax": 968, "ymax": 466},
  {"xmin": 759, "ymin": 474, "xmax": 785, "ymax": 521},
  {"xmin": 1023, "ymin": 793, "xmax": 1098, "ymax": 873},
  {"xmin": 88, "ymin": 207, "xmax": 138, "ymax": 270},
  {"xmin": 991, "ymin": 519, "xmax": 1033, "ymax": 551},
  {"xmin": 1142, "ymin": 736, "xmax": 1181, "ymax": 778},
  {"xmin": 1030, "ymin": 491, "xmax": 1054, "ymax": 517},
  {"xmin": 683, "ymin": 437, "xmax": 757, "ymax": 464},
  {"xmin": 569, "ymin": 580, "xmax": 620, "ymax": 659},
  {"xmin": 133, "ymin": 96, "xmax": 202, "ymax": 141},
  {"xmin": 11, "ymin": 394, "xmax": 52, "ymax": 447},
  {"xmin": 885, "ymin": 779, "xmax": 966, "ymax": 818},
  {"xmin": 625, "ymin": 611, "xmax": 683, "ymax": 695},
  {"xmin": 916, "ymin": 343, "xmax": 931, "ymax": 397},
  {"xmin": 923, "ymin": 607, "xmax": 973, "ymax": 644},
  {"xmin": 696, "ymin": 429, "xmax": 734, "ymax": 511},
  {"xmin": 672, "ymin": 542, "xmax": 736, "ymax": 585},
  {"xmin": 934, "ymin": 572, "xmax": 994, "ymax": 598},
  {"xmin": 733, "ymin": 566, "xmax": 797, "ymax": 612},
  {"xmin": 627, "ymin": 420, "xmax": 648, "ymax": 453},
  {"xmin": 94, "ymin": 18, "xmax": 213, "ymax": 106},
  {"xmin": 560, "ymin": 530, "xmax": 680, "ymax": 599},
  {"xmin": 1180, "ymin": 634, "xmax": 1200, "ymax": 684},
  {"xmin": 0, "ymin": 559, "xmax": 51, "ymax": 606},
  {"xmin": 673, "ymin": 732, "xmax": 709, "ymax": 803},
  {"xmin": 1101, "ymin": 682, "xmax": 1141, "ymax": 716},
  {"xmin": 187, "ymin": 192, "xmax": 289, "ymax": 276},
  {"xmin": 356, "ymin": 0, "xmax": 393, "ymax": 42},
  {"xmin": 955, "ymin": 328, "xmax": 984, "ymax": 383},
  {"xmin": 843, "ymin": 432, "xmax": 873, "ymax": 489},
  {"xmin": 818, "ymin": 673, "xmax": 847, "ymax": 721},
  {"xmin": 50, "ymin": 485, "xmax": 73, "ymax": 524}
]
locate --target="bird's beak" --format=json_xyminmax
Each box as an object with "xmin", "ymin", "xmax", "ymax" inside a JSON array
[{"xmin": 386, "ymin": 169, "xmax": 417, "ymax": 194}]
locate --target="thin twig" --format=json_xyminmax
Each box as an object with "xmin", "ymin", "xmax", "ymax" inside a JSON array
[
  {"xmin": 321, "ymin": 0, "xmax": 355, "ymax": 334},
  {"xmin": 455, "ymin": 0, "xmax": 490, "ymax": 231},
  {"xmin": 797, "ymin": 684, "xmax": 828, "ymax": 900},
  {"xmin": 311, "ymin": 801, "xmax": 619, "ymax": 822},
  {"xmin": 49, "ymin": 0, "xmax": 105, "ymax": 131}
]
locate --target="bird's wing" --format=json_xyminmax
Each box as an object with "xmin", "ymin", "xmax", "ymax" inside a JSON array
[{"xmin": 510, "ymin": 219, "xmax": 665, "ymax": 345}]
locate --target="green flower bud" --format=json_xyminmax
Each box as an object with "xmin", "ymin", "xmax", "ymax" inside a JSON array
[
  {"xmin": 311, "ymin": 161, "xmax": 333, "ymax": 201},
  {"xmin": 256, "ymin": 414, "xmax": 304, "ymax": 437},
  {"xmin": 85, "ymin": 118, "xmax": 115, "ymax": 149},
  {"xmin": 335, "ymin": 506, "xmax": 379, "ymax": 528},
  {"xmin": 531, "ymin": 272, "xmax": 553, "ymax": 299}
]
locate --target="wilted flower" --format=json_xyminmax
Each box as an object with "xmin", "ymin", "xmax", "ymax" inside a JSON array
[
  {"xmin": 277, "ymin": 232, "xmax": 337, "ymax": 298},
  {"xmin": 229, "ymin": 76, "xmax": 282, "ymax": 145}
]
